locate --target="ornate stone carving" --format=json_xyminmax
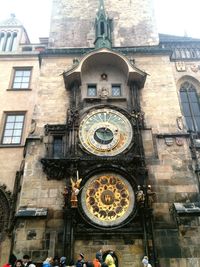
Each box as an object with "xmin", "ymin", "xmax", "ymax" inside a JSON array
[
  {"xmin": 41, "ymin": 159, "xmax": 69, "ymax": 180},
  {"xmin": 190, "ymin": 64, "xmax": 199, "ymax": 72},
  {"xmin": 44, "ymin": 124, "xmax": 66, "ymax": 135},
  {"xmin": 67, "ymin": 108, "xmax": 79, "ymax": 127},
  {"xmin": 130, "ymin": 109, "xmax": 145, "ymax": 128},
  {"xmin": 175, "ymin": 137, "xmax": 184, "ymax": 146},
  {"xmin": 175, "ymin": 61, "xmax": 186, "ymax": 72},
  {"xmin": 99, "ymin": 87, "xmax": 109, "ymax": 98},
  {"xmin": 176, "ymin": 116, "xmax": 184, "ymax": 130},
  {"xmin": 165, "ymin": 137, "xmax": 174, "ymax": 146},
  {"xmin": 29, "ymin": 119, "xmax": 37, "ymax": 134}
]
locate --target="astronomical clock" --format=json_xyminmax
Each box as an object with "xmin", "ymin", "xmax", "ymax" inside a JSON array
[
  {"xmin": 78, "ymin": 107, "xmax": 136, "ymax": 228},
  {"xmin": 79, "ymin": 108, "xmax": 133, "ymax": 156},
  {"xmin": 81, "ymin": 172, "xmax": 135, "ymax": 228}
]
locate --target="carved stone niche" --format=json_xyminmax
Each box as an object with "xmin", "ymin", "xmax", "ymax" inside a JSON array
[{"xmin": 43, "ymin": 124, "xmax": 67, "ymax": 159}]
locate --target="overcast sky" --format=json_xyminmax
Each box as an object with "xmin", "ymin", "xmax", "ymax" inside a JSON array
[{"xmin": 0, "ymin": 0, "xmax": 200, "ymax": 43}]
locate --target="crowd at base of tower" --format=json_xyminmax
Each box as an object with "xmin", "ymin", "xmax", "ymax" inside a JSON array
[{"xmin": 2, "ymin": 252, "xmax": 152, "ymax": 267}]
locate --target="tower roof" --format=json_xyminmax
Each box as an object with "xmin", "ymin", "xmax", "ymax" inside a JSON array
[{"xmin": 0, "ymin": 14, "xmax": 23, "ymax": 27}]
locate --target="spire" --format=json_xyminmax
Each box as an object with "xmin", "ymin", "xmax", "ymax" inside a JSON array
[
  {"xmin": 0, "ymin": 14, "xmax": 23, "ymax": 27},
  {"xmin": 94, "ymin": 0, "xmax": 112, "ymax": 49},
  {"xmin": 97, "ymin": 0, "xmax": 106, "ymax": 18}
]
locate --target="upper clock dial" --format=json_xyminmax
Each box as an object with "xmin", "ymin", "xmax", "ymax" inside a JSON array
[{"xmin": 79, "ymin": 108, "xmax": 133, "ymax": 156}]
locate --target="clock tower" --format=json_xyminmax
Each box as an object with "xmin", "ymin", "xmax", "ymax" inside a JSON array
[
  {"xmin": 55, "ymin": 42, "xmax": 147, "ymax": 263},
  {"xmin": 11, "ymin": 0, "xmax": 160, "ymax": 265},
  {"xmin": 40, "ymin": 1, "xmax": 150, "ymax": 262}
]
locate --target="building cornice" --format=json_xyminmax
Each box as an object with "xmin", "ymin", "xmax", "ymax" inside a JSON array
[
  {"xmin": 0, "ymin": 52, "xmax": 40, "ymax": 59},
  {"xmin": 39, "ymin": 46, "xmax": 171, "ymax": 58}
]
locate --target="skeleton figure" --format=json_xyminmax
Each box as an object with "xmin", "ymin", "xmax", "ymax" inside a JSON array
[{"xmin": 147, "ymin": 185, "xmax": 156, "ymax": 207}]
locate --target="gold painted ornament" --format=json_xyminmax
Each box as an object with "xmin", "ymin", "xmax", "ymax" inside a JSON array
[{"xmin": 81, "ymin": 172, "xmax": 135, "ymax": 227}]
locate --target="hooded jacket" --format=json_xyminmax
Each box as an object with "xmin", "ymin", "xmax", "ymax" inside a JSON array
[{"xmin": 105, "ymin": 255, "xmax": 115, "ymax": 267}]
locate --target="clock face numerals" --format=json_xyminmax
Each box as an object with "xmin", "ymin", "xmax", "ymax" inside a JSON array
[
  {"xmin": 79, "ymin": 108, "xmax": 133, "ymax": 156},
  {"xmin": 81, "ymin": 172, "xmax": 135, "ymax": 227}
]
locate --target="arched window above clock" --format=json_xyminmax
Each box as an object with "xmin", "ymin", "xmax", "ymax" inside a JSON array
[{"xmin": 180, "ymin": 81, "xmax": 200, "ymax": 132}]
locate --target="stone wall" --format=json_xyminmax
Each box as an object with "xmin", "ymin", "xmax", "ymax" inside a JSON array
[{"xmin": 49, "ymin": 0, "xmax": 158, "ymax": 48}]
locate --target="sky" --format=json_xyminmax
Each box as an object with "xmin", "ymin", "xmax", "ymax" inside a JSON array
[{"xmin": 0, "ymin": 0, "xmax": 200, "ymax": 43}]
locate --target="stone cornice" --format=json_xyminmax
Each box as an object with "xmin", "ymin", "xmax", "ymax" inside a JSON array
[
  {"xmin": 39, "ymin": 46, "xmax": 171, "ymax": 58},
  {"xmin": 0, "ymin": 52, "xmax": 39, "ymax": 59},
  {"xmin": 156, "ymin": 133, "xmax": 190, "ymax": 138}
]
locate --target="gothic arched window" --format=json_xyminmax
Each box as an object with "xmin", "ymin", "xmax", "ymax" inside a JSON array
[
  {"xmin": 180, "ymin": 82, "xmax": 200, "ymax": 132},
  {"xmin": 10, "ymin": 32, "xmax": 18, "ymax": 51},
  {"xmin": 100, "ymin": 21, "xmax": 105, "ymax": 35},
  {"xmin": 5, "ymin": 32, "xmax": 11, "ymax": 52}
]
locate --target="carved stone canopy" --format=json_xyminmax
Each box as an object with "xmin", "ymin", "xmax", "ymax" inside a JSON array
[{"xmin": 63, "ymin": 48, "xmax": 147, "ymax": 89}]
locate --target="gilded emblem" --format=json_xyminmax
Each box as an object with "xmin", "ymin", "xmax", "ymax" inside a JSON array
[{"xmin": 81, "ymin": 173, "xmax": 135, "ymax": 227}]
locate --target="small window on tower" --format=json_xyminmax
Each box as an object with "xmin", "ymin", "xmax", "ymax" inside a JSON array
[
  {"xmin": 100, "ymin": 22, "xmax": 105, "ymax": 35},
  {"xmin": 87, "ymin": 84, "xmax": 97, "ymax": 97},
  {"xmin": 112, "ymin": 84, "xmax": 121, "ymax": 97},
  {"xmin": 53, "ymin": 136, "xmax": 63, "ymax": 158}
]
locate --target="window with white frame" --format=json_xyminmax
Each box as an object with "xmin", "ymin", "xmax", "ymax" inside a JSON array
[
  {"xmin": 11, "ymin": 68, "xmax": 32, "ymax": 89},
  {"xmin": 2, "ymin": 113, "xmax": 25, "ymax": 144}
]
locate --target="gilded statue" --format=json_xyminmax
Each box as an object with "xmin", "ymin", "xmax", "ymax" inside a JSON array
[{"xmin": 70, "ymin": 171, "xmax": 82, "ymax": 208}]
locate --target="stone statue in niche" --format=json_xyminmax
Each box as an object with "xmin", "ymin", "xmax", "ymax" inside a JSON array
[
  {"xmin": 136, "ymin": 185, "xmax": 145, "ymax": 205},
  {"xmin": 99, "ymin": 87, "xmax": 109, "ymax": 99},
  {"xmin": 67, "ymin": 108, "xmax": 79, "ymax": 127},
  {"xmin": 147, "ymin": 185, "xmax": 156, "ymax": 208},
  {"xmin": 176, "ymin": 116, "xmax": 184, "ymax": 130},
  {"xmin": 29, "ymin": 119, "xmax": 36, "ymax": 134}
]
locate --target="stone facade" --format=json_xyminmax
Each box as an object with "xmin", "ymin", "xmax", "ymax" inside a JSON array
[
  {"xmin": 1, "ymin": 1, "xmax": 200, "ymax": 267},
  {"xmin": 49, "ymin": 0, "xmax": 159, "ymax": 48}
]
